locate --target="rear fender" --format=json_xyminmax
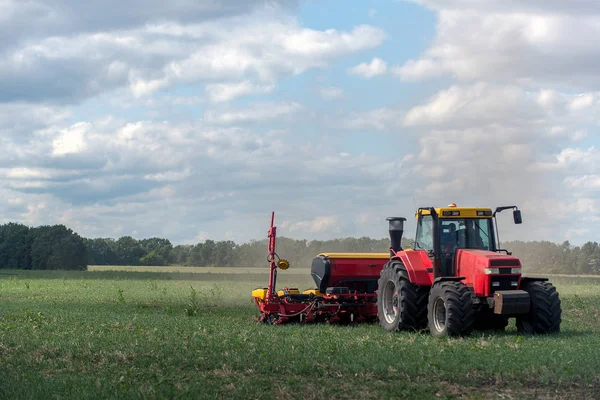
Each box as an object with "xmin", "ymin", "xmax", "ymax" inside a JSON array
[
  {"xmin": 433, "ymin": 276, "xmax": 465, "ymax": 284},
  {"xmin": 394, "ymin": 250, "xmax": 433, "ymax": 286}
]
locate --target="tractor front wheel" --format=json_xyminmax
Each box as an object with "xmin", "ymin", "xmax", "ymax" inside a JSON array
[
  {"xmin": 516, "ymin": 281, "xmax": 561, "ymax": 334},
  {"xmin": 427, "ymin": 281, "xmax": 474, "ymax": 337},
  {"xmin": 377, "ymin": 262, "xmax": 428, "ymax": 332}
]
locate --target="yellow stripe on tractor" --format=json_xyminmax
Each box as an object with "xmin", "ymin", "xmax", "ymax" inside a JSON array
[{"xmin": 317, "ymin": 253, "xmax": 390, "ymax": 259}]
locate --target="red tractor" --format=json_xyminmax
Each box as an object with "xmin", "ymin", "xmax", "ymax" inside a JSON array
[
  {"xmin": 251, "ymin": 206, "xmax": 561, "ymax": 336},
  {"xmin": 378, "ymin": 205, "xmax": 562, "ymax": 336}
]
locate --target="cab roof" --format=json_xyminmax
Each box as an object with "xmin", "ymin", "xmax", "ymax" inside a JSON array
[{"xmin": 417, "ymin": 205, "xmax": 493, "ymax": 219}]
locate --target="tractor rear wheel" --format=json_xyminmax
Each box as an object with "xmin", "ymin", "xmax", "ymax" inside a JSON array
[
  {"xmin": 516, "ymin": 281, "xmax": 561, "ymax": 334},
  {"xmin": 427, "ymin": 281, "xmax": 474, "ymax": 337},
  {"xmin": 377, "ymin": 261, "xmax": 428, "ymax": 332}
]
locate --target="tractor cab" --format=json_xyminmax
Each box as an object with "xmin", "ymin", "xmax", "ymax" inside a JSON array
[{"xmin": 414, "ymin": 204, "xmax": 520, "ymax": 278}]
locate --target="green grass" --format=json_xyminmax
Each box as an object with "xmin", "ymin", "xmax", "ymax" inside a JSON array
[{"xmin": 1, "ymin": 269, "xmax": 600, "ymax": 399}]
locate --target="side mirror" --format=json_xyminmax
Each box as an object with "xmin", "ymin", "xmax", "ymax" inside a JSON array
[{"xmin": 513, "ymin": 209, "xmax": 522, "ymax": 224}]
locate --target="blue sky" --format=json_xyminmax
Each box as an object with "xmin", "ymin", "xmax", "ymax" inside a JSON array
[{"xmin": 0, "ymin": 0, "xmax": 599, "ymax": 245}]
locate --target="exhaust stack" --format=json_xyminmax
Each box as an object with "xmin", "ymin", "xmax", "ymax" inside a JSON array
[{"xmin": 387, "ymin": 217, "xmax": 406, "ymax": 254}]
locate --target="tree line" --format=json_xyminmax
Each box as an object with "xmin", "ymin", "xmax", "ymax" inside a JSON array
[
  {"xmin": 0, "ymin": 222, "xmax": 598, "ymax": 274},
  {"xmin": 0, "ymin": 223, "xmax": 86, "ymax": 270}
]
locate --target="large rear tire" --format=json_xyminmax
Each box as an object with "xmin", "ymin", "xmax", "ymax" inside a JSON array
[
  {"xmin": 427, "ymin": 281, "xmax": 474, "ymax": 337},
  {"xmin": 377, "ymin": 261, "xmax": 428, "ymax": 332},
  {"xmin": 516, "ymin": 281, "xmax": 561, "ymax": 334}
]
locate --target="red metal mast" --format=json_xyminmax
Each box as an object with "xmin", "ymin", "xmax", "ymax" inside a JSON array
[{"xmin": 266, "ymin": 211, "xmax": 277, "ymax": 303}]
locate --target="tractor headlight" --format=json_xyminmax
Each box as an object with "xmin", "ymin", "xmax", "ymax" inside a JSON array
[{"xmin": 484, "ymin": 267, "xmax": 521, "ymax": 274}]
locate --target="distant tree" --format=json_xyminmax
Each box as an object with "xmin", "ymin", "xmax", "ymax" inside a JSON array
[
  {"xmin": 577, "ymin": 242, "xmax": 599, "ymax": 274},
  {"xmin": 0, "ymin": 223, "xmax": 32, "ymax": 269},
  {"xmin": 214, "ymin": 240, "xmax": 236, "ymax": 266},
  {"xmin": 115, "ymin": 236, "xmax": 145, "ymax": 265},
  {"xmin": 139, "ymin": 238, "xmax": 172, "ymax": 266},
  {"xmin": 84, "ymin": 238, "xmax": 119, "ymax": 265},
  {"xmin": 187, "ymin": 243, "xmax": 204, "ymax": 266},
  {"xmin": 30, "ymin": 225, "xmax": 87, "ymax": 270},
  {"xmin": 171, "ymin": 245, "xmax": 192, "ymax": 265},
  {"xmin": 201, "ymin": 239, "xmax": 216, "ymax": 266},
  {"xmin": 140, "ymin": 250, "xmax": 167, "ymax": 266}
]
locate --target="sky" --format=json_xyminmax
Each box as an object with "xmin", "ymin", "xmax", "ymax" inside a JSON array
[{"xmin": 0, "ymin": 0, "xmax": 599, "ymax": 245}]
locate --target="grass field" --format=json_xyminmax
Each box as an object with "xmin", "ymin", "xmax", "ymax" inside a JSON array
[{"xmin": 1, "ymin": 267, "xmax": 600, "ymax": 399}]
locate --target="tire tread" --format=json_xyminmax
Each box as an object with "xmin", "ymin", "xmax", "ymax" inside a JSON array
[
  {"xmin": 428, "ymin": 281, "xmax": 474, "ymax": 337},
  {"xmin": 377, "ymin": 261, "xmax": 429, "ymax": 331},
  {"xmin": 517, "ymin": 281, "xmax": 561, "ymax": 334}
]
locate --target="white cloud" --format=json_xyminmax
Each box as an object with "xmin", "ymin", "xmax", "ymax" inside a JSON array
[
  {"xmin": 1, "ymin": 86, "xmax": 598, "ymax": 244},
  {"xmin": 565, "ymin": 228, "xmax": 589, "ymax": 240},
  {"xmin": 0, "ymin": 8, "xmax": 385, "ymax": 103},
  {"xmin": 369, "ymin": 81, "xmax": 600, "ymax": 242},
  {"xmin": 23, "ymin": 201, "xmax": 47, "ymax": 226},
  {"xmin": 130, "ymin": 79, "xmax": 168, "ymax": 98},
  {"xmin": 5, "ymin": 168, "xmax": 51, "ymax": 180},
  {"xmin": 396, "ymin": 3, "xmax": 600, "ymax": 89},
  {"xmin": 568, "ymin": 93, "xmax": 595, "ymax": 110},
  {"xmin": 570, "ymin": 131, "xmax": 588, "ymax": 141},
  {"xmin": 342, "ymin": 107, "xmax": 402, "ymax": 131},
  {"xmin": 204, "ymin": 102, "xmax": 303, "ymax": 125},
  {"xmin": 144, "ymin": 170, "xmax": 191, "ymax": 182},
  {"xmin": 283, "ymin": 216, "xmax": 341, "ymax": 233},
  {"xmin": 0, "ymin": 0, "xmax": 599, "ymax": 246},
  {"xmin": 0, "ymin": 103, "xmax": 71, "ymax": 136},
  {"xmin": 205, "ymin": 81, "xmax": 274, "ymax": 103},
  {"xmin": 565, "ymin": 175, "xmax": 600, "ymax": 191},
  {"xmin": 348, "ymin": 57, "xmax": 387, "ymax": 78},
  {"xmin": 533, "ymin": 147, "xmax": 600, "ymax": 173},
  {"xmin": 403, "ymin": 83, "xmax": 540, "ymax": 127},
  {"xmin": 194, "ymin": 232, "xmax": 210, "ymax": 243},
  {"xmin": 129, "ymin": 21, "xmax": 385, "ymax": 97},
  {"xmin": 320, "ymin": 86, "xmax": 344, "ymax": 100},
  {"xmin": 409, "ymin": 1, "xmax": 600, "ymax": 15},
  {"xmin": 283, "ymin": 25, "xmax": 385, "ymax": 56},
  {"xmin": 52, "ymin": 122, "xmax": 90, "ymax": 156},
  {"xmin": 0, "ymin": 0, "xmax": 292, "ymax": 49},
  {"xmin": 0, "ymin": 108, "xmax": 408, "ymax": 242},
  {"xmin": 355, "ymin": 211, "xmax": 378, "ymax": 225},
  {"xmin": 391, "ymin": 59, "xmax": 442, "ymax": 81},
  {"xmin": 341, "ymin": 83, "xmax": 592, "ymax": 135}
]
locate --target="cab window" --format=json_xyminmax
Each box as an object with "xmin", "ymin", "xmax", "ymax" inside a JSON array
[
  {"xmin": 442, "ymin": 218, "xmax": 493, "ymax": 251},
  {"xmin": 440, "ymin": 220, "xmax": 459, "ymax": 255},
  {"xmin": 415, "ymin": 215, "xmax": 434, "ymax": 253}
]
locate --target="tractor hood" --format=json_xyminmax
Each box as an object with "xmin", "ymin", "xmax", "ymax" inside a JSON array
[
  {"xmin": 457, "ymin": 249, "xmax": 521, "ymax": 267},
  {"xmin": 455, "ymin": 249, "xmax": 522, "ymax": 297}
]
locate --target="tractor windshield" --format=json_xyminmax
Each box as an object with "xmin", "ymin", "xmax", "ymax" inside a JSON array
[{"xmin": 440, "ymin": 218, "xmax": 494, "ymax": 254}]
